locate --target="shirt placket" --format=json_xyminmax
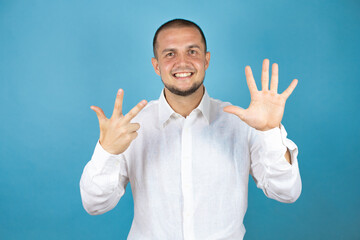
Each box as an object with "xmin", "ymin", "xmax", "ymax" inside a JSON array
[{"xmin": 181, "ymin": 116, "xmax": 194, "ymax": 240}]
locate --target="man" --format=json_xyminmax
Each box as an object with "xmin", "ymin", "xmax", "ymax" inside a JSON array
[{"xmin": 80, "ymin": 19, "xmax": 301, "ymax": 239}]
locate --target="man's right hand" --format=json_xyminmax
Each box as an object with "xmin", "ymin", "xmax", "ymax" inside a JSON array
[{"xmin": 90, "ymin": 89, "xmax": 147, "ymax": 155}]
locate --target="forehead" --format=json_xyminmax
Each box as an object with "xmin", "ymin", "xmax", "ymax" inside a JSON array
[{"xmin": 156, "ymin": 26, "xmax": 204, "ymax": 50}]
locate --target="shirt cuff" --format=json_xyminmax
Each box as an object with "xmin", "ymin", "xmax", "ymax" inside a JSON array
[
  {"xmin": 258, "ymin": 124, "xmax": 296, "ymax": 150},
  {"xmin": 257, "ymin": 124, "xmax": 298, "ymax": 166},
  {"xmin": 91, "ymin": 140, "xmax": 126, "ymax": 174}
]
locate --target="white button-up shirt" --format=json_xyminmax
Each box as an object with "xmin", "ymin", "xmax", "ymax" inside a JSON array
[{"xmin": 80, "ymin": 89, "xmax": 302, "ymax": 240}]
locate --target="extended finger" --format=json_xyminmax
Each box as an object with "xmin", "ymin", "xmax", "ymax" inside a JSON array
[
  {"xmin": 112, "ymin": 89, "xmax": 124, "ymax": 119},
  {"xmin": 261, "ymin": 59, "xmax": 270, "ymax": 91},
  {"xmin": 123, "ymin": 100, "xmax": 148, "ymax": 122},
  {"xmin": 270, "ymin": 63, "xmax": 279, "ymax": 93},
  {"xmin": 281, "ymin": 79, "xmax": 298, "ymax": 100},
  {"xmin": 245, "ymin": 66, "xmax": 258, "ymax": 96},
  {"xmin": 223, "ymin": 105, "xmax": 246, "ymax": 120},
  {"xmin": 90, "ymin": 106, "xmax": 107, "ymax": 123}
]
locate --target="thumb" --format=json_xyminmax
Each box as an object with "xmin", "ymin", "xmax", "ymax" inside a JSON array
[
  {"xmin": 223, "ymin": 105, "xmax": 246, "ymax": 120},
  {"xmin": 90, "ymin": 106, "xmax": 106, "ymax": 122}
]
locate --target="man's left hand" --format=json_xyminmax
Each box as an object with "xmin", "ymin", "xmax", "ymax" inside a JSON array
[{"xmin": 223, "ymin": 59, "xmax": 298, "ymax": 131}]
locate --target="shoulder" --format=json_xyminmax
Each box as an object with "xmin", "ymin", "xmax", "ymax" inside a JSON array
[
  {"xmin": 208, "ymin": 95, "xmax": 233, "ymax": 119},
  {"xmin": 210, "ymin": 96, "xmax": 232, "ymax": 109},
  {"xmin": 208, "ymin": 96, "xmax": 249, "ymax": 129},
  {"xmin": 131, "ymin": 99, "xmax": 159, "ymax": 123}
]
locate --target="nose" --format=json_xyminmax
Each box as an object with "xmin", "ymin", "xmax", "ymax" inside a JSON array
[{"xmin": 175, "ymin": 52, "xmax": 190, "ymax": 67}]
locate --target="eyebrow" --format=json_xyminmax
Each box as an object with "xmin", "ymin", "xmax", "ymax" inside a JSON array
[
  {"xmin": 161, "ymin": 44, "xmax": 202, "ymax": 54},
  {"xmin": 187, "ymin": 44, "xmax": 201, "ymax": 49},
  {"xmin": 162, "ymin": 48, "xmax": 176, "ymax": 54}
]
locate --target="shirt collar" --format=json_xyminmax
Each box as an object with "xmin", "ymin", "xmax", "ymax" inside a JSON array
[{"xmin": 158, "ymin": 87, "xmax": 211, "ymax": 127}]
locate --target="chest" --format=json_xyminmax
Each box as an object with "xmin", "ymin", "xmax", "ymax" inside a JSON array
[{"xmin": 127, "ymin": 121, "xmax": 250, "ymax": 188}]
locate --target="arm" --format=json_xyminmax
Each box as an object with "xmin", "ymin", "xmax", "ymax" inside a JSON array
[
  {"xmin": 80, "ymin": 141, "xmax": 129, "ymax": 215},
  {"xmin": 248, "ymin": 124, "xmax": 301, "ymax": 203},
  {"xmin": 79, "ymin": 89, "xmax": 147, "ymax": 215},
  {"xmin": 223, "ymin": 59, "xmax": 302, "ymax": 202}
]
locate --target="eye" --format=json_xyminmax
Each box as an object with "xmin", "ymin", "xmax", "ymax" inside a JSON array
[
  {"xmin": 189, "ymin": 49, "xmax": 197, "ymax": 55},
  {"xmin": 166, "ymin": 52, "xmax": 174, "ymax": 57}
]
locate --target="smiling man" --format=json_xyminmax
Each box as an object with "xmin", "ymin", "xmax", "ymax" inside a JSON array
[
  {"xmin": 150, "ymin": 24, "xmax": 210, "ymax": 119},
  {"xmin": 80, "ymin": 19, "xmax": 302, "ymax": 239}
]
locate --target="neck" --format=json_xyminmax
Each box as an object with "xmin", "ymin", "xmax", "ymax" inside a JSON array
[{"xmin": 164, "ymin": 85, "xmax": 205, "ymax": 118}]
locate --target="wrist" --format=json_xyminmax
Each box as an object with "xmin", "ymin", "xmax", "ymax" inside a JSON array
[
  {"xmin": 257, "ymin": 125, "xmax": 280, "ymax": 132},
  {"xmin": 99, "ymin": 140, "xmax": 117, "ymax": 155}
]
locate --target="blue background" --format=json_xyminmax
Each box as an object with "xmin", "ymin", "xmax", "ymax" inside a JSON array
[{"xmin": 1, "ymin": 0, "xmax": 359, "ymax": 239}]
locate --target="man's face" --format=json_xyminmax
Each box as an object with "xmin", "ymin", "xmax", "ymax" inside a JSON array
[{"xmin": 151, "ymin": 27, "xmax": 210, "ymax": 96}]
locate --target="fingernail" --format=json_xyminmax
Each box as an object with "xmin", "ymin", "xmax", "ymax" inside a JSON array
[
  {"xmin": 140, "ymin": 100, "xmax": 147, "ymax": 106},
  {"xmin": 118, "ymin": 89, "xmax": 123, "ymax": 95}
]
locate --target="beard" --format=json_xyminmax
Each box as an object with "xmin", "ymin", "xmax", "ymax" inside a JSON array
[{"xmin": 162, "ymin": 76, "xmax": 205, "ymax": 97}]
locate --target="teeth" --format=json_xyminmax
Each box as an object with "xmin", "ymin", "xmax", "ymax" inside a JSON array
[{"xmin": 174, "ymin": 72, "xmax": 192, "ymax": 78}]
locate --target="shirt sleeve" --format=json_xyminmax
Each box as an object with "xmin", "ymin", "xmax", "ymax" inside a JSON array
[
  {"xmin": 79, "ymin": 140, "xmax": 129, "ymax": 215},
  {"xmin": 248, "ymin": 124, "xmax": 302, "ymax": 203}
]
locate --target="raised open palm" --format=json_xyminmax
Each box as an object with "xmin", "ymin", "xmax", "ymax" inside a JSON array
[{"xmin": 223, "ymin": 59, "xmax": 298, "ymax": 131}]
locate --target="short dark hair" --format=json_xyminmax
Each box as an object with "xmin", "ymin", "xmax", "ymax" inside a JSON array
[{"xmin": 153, "ymin": 19, "xmax": 207, "ymax": 58}]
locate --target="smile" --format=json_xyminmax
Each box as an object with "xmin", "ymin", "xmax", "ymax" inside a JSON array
[{"xmin": 173, "ymin": 72, "xmax": 194, "ymax": 78}]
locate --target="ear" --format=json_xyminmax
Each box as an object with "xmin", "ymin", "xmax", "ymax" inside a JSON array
[
  {"xmin": 205, "ymin": 51, "xmax": 211, "ymax": 70},
  {"xmin": 151, "ymin": 57, "xmax": 161, "ymax": 76}
]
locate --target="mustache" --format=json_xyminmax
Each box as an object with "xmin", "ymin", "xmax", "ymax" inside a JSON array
[{"xmin": 171, "ymin": 67, "xmax": 195, "ymax": 74}]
